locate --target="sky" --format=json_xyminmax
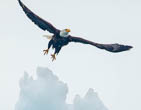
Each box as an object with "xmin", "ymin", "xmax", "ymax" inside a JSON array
[{"xmin": 0, "ymin": 0, "xmax": 141, "ymax": 110}]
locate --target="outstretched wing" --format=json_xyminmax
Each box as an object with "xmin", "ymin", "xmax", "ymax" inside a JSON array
[
  {"xmin": 18, "ymin": 0, "xmax": 60, "ymax": 34},
  {"xmin": 68, "ymin": 36, "xmax": 133, "ymax": 53}
]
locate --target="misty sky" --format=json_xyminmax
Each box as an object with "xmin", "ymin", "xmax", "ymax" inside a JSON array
[{"xmin": 0, "ymin": 0, "xmax": 141, "ymax": 110}]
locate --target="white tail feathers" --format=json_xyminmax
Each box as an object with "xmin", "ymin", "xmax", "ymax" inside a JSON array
[{"xmin": 43, "ymin": 35, "xmax": 53, "ymax": 40}]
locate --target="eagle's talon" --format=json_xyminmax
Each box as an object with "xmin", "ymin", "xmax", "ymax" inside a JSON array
[
  {"xmin": 43, "ymin": 49, "xmax": 49, "ymax": 55},
  {"xmin": 51, "ymin": 54, "xmax": 56, "ymax": 61}
]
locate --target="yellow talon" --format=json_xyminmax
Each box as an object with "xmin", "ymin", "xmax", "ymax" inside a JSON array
[
  {"xmin": 43, "ymin": 49, "xmax": 49, "ymax": 55},
  {"xmin": 51, "ymin": 54, "xmax": 56, "ymax": 61}
]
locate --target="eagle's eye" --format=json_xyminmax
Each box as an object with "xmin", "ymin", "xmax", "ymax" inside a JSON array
[{"xmin": 65, "ymin": 29, "xmax": 71, "ymax": 32}]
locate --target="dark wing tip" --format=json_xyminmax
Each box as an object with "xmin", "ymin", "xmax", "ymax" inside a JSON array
[
  {"xmin": 17, "ymin": 0, "xmax": 59, "ymax": 33},
  {"xmin": 18, "ymin": 0, "xmax": 22, "ymax": 6},
  {"xmin": 97, "ymin": 43, "xmax": 133, "ymax": 53},
  {"xmin": 120, "ymin": 45, "xmax": 133, "ymax": 52},
  {"xmin": 111, "ymin": 44, "xmax": 133, "ymax": 53},
  {"xmin": 125, "ymin": 45, "xmax": 133, "ymax": 50}
]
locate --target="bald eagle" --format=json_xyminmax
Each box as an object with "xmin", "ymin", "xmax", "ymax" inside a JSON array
[{"xmin": 18, "ymin": 0, "xmax": 133, "ymax": 61}]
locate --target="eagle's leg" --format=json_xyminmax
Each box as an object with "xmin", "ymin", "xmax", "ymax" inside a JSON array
[
  {"xmin": 43, "ymin": 49, "xmax": 49, "ymax": 55},
  {"xmin": 51, "ymin": 47, "xmax": 61, "ymax": 61},
  {"xmin": 51, "ymin": 54, "xmax": 56, "ymax": 61},
  {"xmin": 43, "ymin": 40, "xmax": 53, "ymax": 55}
]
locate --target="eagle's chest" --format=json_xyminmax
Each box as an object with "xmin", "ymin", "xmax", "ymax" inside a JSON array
[{"xmin": 53, "ymin": 37, "xmax": 69, "ymax": 47}]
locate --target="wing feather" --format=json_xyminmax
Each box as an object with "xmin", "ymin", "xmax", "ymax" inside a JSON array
[
  {"xmin": 18, "ymin": 0, "xmax": 60, "ymax": 34},
  {"xmin": 68, "ymin": 36, "xmax": 133, "ymax": 53}
]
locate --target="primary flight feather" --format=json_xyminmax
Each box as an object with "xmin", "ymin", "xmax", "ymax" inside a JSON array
[{"xmin": 18, "ymin": 0, "xmax": 133, "ymax": 61}]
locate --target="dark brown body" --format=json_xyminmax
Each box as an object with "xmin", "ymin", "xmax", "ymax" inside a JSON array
[{"xmin": 49, "ymin": 34, "xmax": 70, "ymax": 54}]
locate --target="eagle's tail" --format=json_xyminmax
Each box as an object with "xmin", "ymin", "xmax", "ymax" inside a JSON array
[{"xmin": 43, "ymin": 35, "xmax": 53, "ymax": 40}]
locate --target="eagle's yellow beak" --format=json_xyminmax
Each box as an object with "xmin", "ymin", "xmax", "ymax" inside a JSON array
[{"xmin": 65, "ymin": 29, "xmax": 71, "ymax": 32}]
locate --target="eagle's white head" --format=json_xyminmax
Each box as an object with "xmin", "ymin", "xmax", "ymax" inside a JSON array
[{"xmin": 60, "ymin": 29, "xmax": 71, "ymax": 37}]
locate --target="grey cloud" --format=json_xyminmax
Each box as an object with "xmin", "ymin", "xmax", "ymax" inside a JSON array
[{"xmin": 15, "ymin": 67, "xmax": 108, "ymax": 110}]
